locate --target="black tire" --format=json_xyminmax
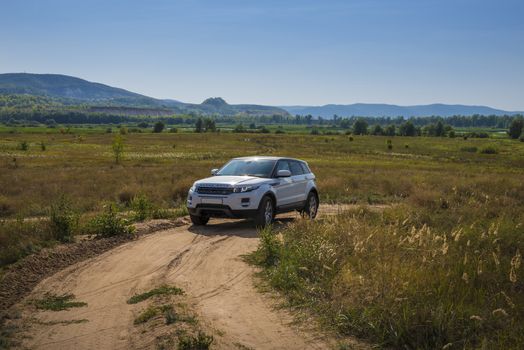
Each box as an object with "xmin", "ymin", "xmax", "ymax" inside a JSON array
[
  {"xmin": 303, "ymin": 192, "xmax": 319, "ymax": 219},
  {"xmin": 190, "ymin": 214, "xmax": 209, "ymax": 226},
  {"xmin": 254, "ymin": 196, "xmax": 274, "ymax": 228}
]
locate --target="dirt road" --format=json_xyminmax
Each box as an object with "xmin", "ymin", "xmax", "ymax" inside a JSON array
[{"xmin": 14, "ymin": 206, "xmax": 370, "ymax": 350}]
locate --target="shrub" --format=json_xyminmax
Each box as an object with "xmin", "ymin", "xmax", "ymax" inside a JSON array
[
  {"xmin": 153, "ymin": 121, "xmax": 165, "ymax": 133},
  {"xmin": 18, "ymin": 141, "xmax": 29, "ymax": 151},
  {"xmin": 118, "ymin": 190, "xmax": 135, "ymax": 206},
  {"xmin": 49, "ymin": 196, "xmax": 78, "ymax": 242},
  {"xmin": 178, "ymin": 332, "xmax": 213, "ymax": 350},
  {"xmin": 310, "ymin": 128, "xmax": 320, "ymax": 135},
  {"xmin": 40, "ymin": 141, "xmax": 46, "ymax": 151},
  {"xmin": 348, "ymin": 136, "xmax": 354, "ymax": 141},
  {"xmin": 480, "ymin": 146, "xmax": 498, "ymax": 154},
  {"xmin": 169, "ymin": 127, "xmax": 178, "ymax": 133},
  {"xmin": 87, "ymin": 203, "xmax": 133, "ymax": 238},
  {"xmin": 119, "ymin": 126, "xmax": 128, "ymax": 135},
  {"xmin": 131, "ymin": 194, "xmax": 153, "ymax": 221},
  {"xmin": 112, "ymin": 134, "xmax": 125, "ymax": 164}
]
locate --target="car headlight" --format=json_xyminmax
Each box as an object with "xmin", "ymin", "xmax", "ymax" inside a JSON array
[
  {"xmin": 189, "ymin": 184, "xmax": 196, "ymax": 192},
  {"xmin": 233, "ymin": 185, "xmax": 259, "ymax": 193}
]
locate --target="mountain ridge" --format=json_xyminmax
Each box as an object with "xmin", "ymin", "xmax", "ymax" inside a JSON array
[
  {"xmin": 1, "ymin": 73, "xmax": 521, "ymax": 117},
  {"xmin": 0, "ymin": 73, "xmax": 289, "ymax": 117}
]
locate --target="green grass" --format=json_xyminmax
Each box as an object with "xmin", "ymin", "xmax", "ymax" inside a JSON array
[
  {"xmin": 31, "ymin": 293, "xmax": 87, "ymax": 311},
  {"xmin": 127, "ymin": 285, "xmax": 184, "ymax": 304}
]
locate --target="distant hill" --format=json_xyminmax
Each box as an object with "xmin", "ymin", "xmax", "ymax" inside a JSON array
[
  {"xmin": 282, "ymin": 103, "xmax": 523, "ymax": 118},
  {"xmin": 0, "ymin": 73, "xmax": 289, "ymax": 116}
]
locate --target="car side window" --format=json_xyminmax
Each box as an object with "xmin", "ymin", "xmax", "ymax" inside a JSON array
[
  {"xmin": 299, "ymin": 162, "xmax": 310, "ymax": 174},
  {"xmin": 289, "ymin": 161, "xmax": 304, "ymax": 176},
  {"xmin": 274, "ymin": 160, "xmax": 290, "ymax": 175}
]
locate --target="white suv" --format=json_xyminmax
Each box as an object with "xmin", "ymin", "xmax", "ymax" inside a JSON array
[{"xmin": 187, "ymin": 156, "xmax": 319, "ymax": 227}]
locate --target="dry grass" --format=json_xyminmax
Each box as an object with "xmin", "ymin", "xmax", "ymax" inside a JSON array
[{"xmin": 251, "ymin": 202, "xmax": 524, "ymax": 348}]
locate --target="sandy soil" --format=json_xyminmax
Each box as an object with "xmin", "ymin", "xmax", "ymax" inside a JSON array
[{"xmin": 13, "ymin": 205, "xmax": 373, "ymax": 350}]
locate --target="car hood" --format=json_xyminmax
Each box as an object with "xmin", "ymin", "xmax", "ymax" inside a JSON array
[{"xmin": 194, "ymin": 176, "xmax": 270, "ymax": 187}]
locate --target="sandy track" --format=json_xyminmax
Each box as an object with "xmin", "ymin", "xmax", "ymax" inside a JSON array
[{"xmin": 15, "ymin": 205, "xmax": 371, "ymax": 350}]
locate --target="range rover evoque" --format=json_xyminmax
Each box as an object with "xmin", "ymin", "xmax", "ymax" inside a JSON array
[{"xmin": 187, "ymin": 156, "xmax": 319, "ymax": 227}]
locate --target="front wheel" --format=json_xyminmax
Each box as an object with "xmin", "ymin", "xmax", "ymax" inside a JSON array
[
  {"xmin": 303, "ymin": 192, "xmax": 319, "ymax": 219},
  {"xmin": 254, "ymin": 196, "xmax": 274, "ymax": 228},
  {"xmin": 190, "ymin": 214, "xmax": 209, "ymax": 226}
]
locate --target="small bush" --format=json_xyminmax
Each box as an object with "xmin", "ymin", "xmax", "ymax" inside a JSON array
[
  {"xmin": 40, "ymin": 141, "xmax": 46, "ymax": 151},
  {"xmin": 480, "ymin": 146, "xmax": 498, "ymax": 154},
  {"xmin": 131, "ymin": 194, "xmax": 153, "ymax": 221},
  {"xmin": 178, "ymin": 332, "xmax": 213, "ymax": 350},
  {"xmin": 87, "ymin": 203, "xmax": 133, "ymax": 238},
  {"xmin": 18, "ymin": 141, "xmax": 29, "ymax": 151},
  {"xmin": 49, "ymin": 196, "xmax": 78, "ymax": 242},
  {"xmin": 275, "ymin": 129, "xmax": 286, "ymax": 134},
  {"xmin": 310, "ymin": 128, "xmax": 320, "ymax": 135},
  {"xmin": 134, "ymin": 306, "xmax": 159, "ymax": 324},
  {"xmin": 169, "ymin": 127, "xmax": 178, "ymax": 133},
  {"xmin": 348, "ymin": 136, "xmax": 354, "ymax": 141}
]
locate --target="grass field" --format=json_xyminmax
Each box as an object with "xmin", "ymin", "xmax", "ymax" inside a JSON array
[{"xmin": 1, "ymin": 127, "xmax": 524, "ymax": 348}]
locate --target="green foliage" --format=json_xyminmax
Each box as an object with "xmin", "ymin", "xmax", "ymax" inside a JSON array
[
  {"xmin": 39, "ymin": 140, "xmax": 46, "ymax": 151},
  {"xmin": 130, "ymin": 194, "xmax": 154, "ymax": 221},
  {"xmin": 127, "ymin": 285, "xmax": 184, "ymax": 304},
  {"xmin": 399, "ymin": 121, "xmax": 416, "ymax": 136},
  {"xmin": 352, "ymin": 119, "xmax": 368, "ymax": 135},
  {"xmin": 310, "ymin": 128, "xmax": 320, "ymax": 135},
  {"xmin": 119, "ymin": 126, "xmax": 128, "ymax": 135},
  {"xmin": 87, "ymin": 203, "xmax": 133, "ymax": 238},
  {"xmin": 508, "ymin": 118, "xmax": 523, "ymax": 139},
  {"xmin": 134, "ymin": 306, "xmax": 159, "ymax": 324},
  {"xmin": 370, "ymin": 124, "xmax": 384, "ymax": 136},
  {"xmin": 460, "ymin": 146, "xmax": 478, "ymax": 153},
  {"xmin": 49, "ymin": 196, "xmax": 78, "ymax": 242},
  {"xmin": 233, "ymin": 123, "xmax": 246, "ymax": 133},
  {"xmin": 18, "ymin": 140, "xmax": 28, "ymax": 151},
  {"xmin": 153, "ymin": 121, "xmax": 165, "ymax": 133},
  {"xmin": 112, "ymin": 134, "xmax": 125, "ymax": 164},
  {"xmin": 32, "ymin": 293, "xmax": 87, "ymax": 311},
  {"xmin": 480, "ymin": 146, "xmax": 498, "ymax": 154},
  {"xmin": 178, "ymin": 331, "xmax": 214, "ymax": 350}
]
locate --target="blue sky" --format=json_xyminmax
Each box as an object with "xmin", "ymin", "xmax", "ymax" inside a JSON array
[{"xmin": 1, "ymin": 0, "xmax": 523, "ymax": 109}]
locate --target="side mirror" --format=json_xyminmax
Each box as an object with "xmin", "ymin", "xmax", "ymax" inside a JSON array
[
  {"xmin": 211, "ymin": 168, "xmax": 219, "ymax": 176},
  {"xmin": 277, "ymin": 169, "xmax": 291, "ymax": 177}
]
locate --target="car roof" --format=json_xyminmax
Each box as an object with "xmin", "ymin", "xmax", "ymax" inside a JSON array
[{"xmin": 232, "ymin": 156, "xmax": 304, "ymax": 162}]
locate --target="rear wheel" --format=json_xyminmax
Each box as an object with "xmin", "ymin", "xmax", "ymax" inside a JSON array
[
  {"xmin": 254, "ymin": 196, "xmax": 274, "ymax": 228},
  {"xmin": 190, "ymin": 214, "xmax": 209, "ymax": 226},
  {"xmin": 303, "ymin": 192, "xmax": 319, "ymax": 219}
]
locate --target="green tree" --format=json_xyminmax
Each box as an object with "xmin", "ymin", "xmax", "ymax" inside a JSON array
[
  {"xmin": 195, "ymin": 118, "xmax": 204, "ymax": 133},
  {"xmin": 385, "ymin": 124, "xmax": 396, "ymax": 136},
  {"xmin": 435, "ymin": 121, "xmax": 445, "ymax": 137},
  {"xmin": 153, "ymin": 121, "xmax": 165, "ymax": 133},
  {"xmin": 399, "ymin": 121, "xmax": 416, "ymax": 136},
  {"xmin": 371, "ymin": 124, "xmax": 384, "ymax": 136},
  {"xmin": 204, "ymin": 118, "xmax": 216, "ymax": 132},
  {"xmin": 112, "ymin": 134, "xmax": 125, "ymax": 164},
  {"xmin": 508, "ymin": 118, "xmax": 524, "ymax": 139},
  {"xmin": 352, "ymin": 119, "xmax": 368, "ymax": 135}
]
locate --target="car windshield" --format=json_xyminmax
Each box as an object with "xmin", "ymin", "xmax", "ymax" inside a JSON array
[{"xmin": 217, "ymin": 159, "xmax": 276, "ymax": 178}]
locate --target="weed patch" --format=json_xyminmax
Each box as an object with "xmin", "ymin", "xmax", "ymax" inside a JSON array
[
  {"xmin": 31, "ymin": 293, "xmax": 87, "ymax": 311},
  {"xmin": 127, "ymin": 285, "xmax": 184, "ymax": 304}
]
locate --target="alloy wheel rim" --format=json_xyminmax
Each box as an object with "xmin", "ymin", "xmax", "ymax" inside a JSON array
[
  {"xmin": 309, "ymin": 196, "xmax": 317, "ymax": 217},
  {"xmin": 265, "ymin": 201, "xmax": 273, "ymax": 224}
]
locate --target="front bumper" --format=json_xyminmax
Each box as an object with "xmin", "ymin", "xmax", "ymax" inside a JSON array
[{"xmin": 187, "ymin": 188, "xmax": 262, "ymax": 218}]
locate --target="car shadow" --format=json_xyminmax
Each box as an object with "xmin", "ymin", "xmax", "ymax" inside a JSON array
[{"xmin": 187, "ymin": 217, "xmax": 296, "ymax": 238}]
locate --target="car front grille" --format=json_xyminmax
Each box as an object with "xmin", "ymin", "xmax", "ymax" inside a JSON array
[{"xmin": 196, "ymin": 186, "xmax": 234, "ymax": 195}]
